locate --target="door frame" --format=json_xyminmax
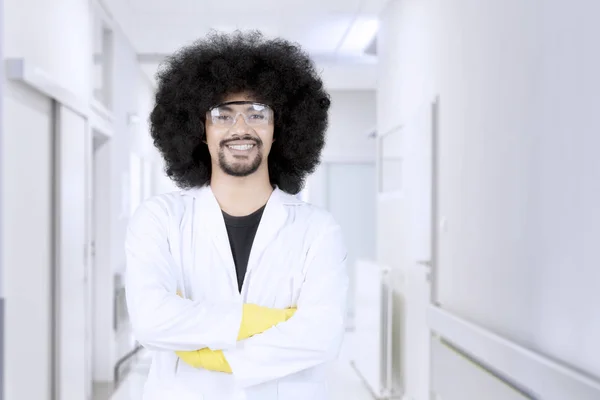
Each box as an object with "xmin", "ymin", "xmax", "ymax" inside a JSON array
[
  {"xmin": 403, "ymin": 95, "xmax": 439, "ymax": 399},
  {"xmin": 0, "ymin": 2, "xmax": 5, "ymax": 398},
  {"xmin": 430, "ymin": 96, "xmax": 440, "ymax": 307},
  {"xmin": 52, "ymin": 102, "xmax": 93, "ymax": 400},
  {"xmin": 90, "ymin": 122, "xmax": 113, "ymax": 385}
]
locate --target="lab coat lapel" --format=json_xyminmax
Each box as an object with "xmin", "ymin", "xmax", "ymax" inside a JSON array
[
  {"xmin": 193, "ymin": 186, "xmax": 239, "ymax": 294},
  {"xmin": 246, "ymin": 188, "xmax": 288, "ymax": 275},
  {"xmin": 184, "ymin": 186, "xmax": 294, "ymax": 296}
]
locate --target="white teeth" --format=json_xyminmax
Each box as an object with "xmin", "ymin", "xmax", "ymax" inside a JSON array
[{"xmin": 228, "ymin": 144, "xmax": 254, "ymax": 150}]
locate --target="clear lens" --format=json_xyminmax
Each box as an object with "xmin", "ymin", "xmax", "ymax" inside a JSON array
[{"xmin": 208, "ymin": 101, "xmax": 273, "ymax": 127}]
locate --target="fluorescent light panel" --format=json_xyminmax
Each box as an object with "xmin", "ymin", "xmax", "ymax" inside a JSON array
[{"xmin": 338, "ymin": 17, "xmax": 379, "ymax": 54}]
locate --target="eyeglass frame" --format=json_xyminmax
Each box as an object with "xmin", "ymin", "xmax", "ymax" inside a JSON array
[{"xmin": 206, "ymin": 101, "xmax": 275, "ymax": 128}]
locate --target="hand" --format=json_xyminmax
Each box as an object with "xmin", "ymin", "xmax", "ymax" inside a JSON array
[
  {"xmin": 174, "ymin": 290, "xmax": 296, "ymax": 373},
  {"xmin": 176, "ymin": 348, "xmax": 232, "ymax": 373},
  {"xmin": 238, "ymin": 304, "xmax": 297, "ymax": 340},
  {"xmin": 175, "ymin": 290, "xmax": 296, "ymax": 340}
]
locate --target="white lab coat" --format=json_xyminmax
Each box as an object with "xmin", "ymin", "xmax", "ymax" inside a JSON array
[{"xmin": 125, "ymin": 185, "xmax": 349, "ymax": 400}]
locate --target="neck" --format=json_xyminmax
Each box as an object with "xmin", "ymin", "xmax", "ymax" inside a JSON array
[{"xmin": 210, "ymin": 164, "xmax": 273, "ymax": 216}]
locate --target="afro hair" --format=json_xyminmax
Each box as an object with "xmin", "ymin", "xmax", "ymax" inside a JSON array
[{"xmin": 149, "ymin": 30, "xmax": 331, "ymax": 195}]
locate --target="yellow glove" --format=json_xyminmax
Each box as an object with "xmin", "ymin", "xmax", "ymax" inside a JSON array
[
  {"xmin": 237, "ymin": 303, "xmax": 296, "ymax": 340},
  {"xmin": 176, "ymin": 305, "xmax": 296, "ymax": 373},
  {"xmin": 175, "ymin": 290, "xmax": 296, "ymax": 340},
  {"xmin": 176, "ymin": 348, "xmax": 232, "ymax": 373}
]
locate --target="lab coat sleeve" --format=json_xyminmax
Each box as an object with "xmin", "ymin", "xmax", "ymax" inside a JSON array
[
  {"xmin": 223, "ymin": 221, "xmax": 349, "ymax": 388},
  {"xmin": 125, "ymin": 196, "xmax": 243, "ymax": 352}
]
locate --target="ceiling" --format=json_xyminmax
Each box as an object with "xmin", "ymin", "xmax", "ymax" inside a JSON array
[{"xmin": 100, "ymin": 0, "xmax": 387, "ymax": 90}]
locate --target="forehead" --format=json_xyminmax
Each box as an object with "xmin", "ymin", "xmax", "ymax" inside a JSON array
[
  {"xmin": 211, "ymin": 92, "xmax": 267, "ymax": 112},
  {"xmin": 221, "ymin": 92, "xmax": 257, "ymax": 103}
]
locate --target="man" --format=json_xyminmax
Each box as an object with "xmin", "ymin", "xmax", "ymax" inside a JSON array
[{"xmin": 125, "ymin": 30, "xmax": 349, "ymax": 400}]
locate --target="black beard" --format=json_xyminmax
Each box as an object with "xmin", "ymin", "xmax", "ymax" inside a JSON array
[
  {"xmin": 218, "ymin": 149, "xmax": 263, "ymax": 177},
  {"xmin": 218, "ymin": 135, "xmax": 263, "ymax": 177}
]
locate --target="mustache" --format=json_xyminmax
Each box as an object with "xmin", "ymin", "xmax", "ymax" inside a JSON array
[{"xmin": 220, "ymin": 135, "xmax": 263, "ymax": 147}]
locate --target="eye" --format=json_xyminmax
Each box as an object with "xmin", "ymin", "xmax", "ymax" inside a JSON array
[{"xmin": 248, "ymin": 113, "xmax": 265, "ymax": 120}]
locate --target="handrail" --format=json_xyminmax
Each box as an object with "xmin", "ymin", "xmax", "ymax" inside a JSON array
[
  {"xmin": 428, "ymin": 306, "xmax": 600, "ymax": 400},
  {"xmin": 114, "ymin": 343, "xmax": 143, "ymax": 385}
]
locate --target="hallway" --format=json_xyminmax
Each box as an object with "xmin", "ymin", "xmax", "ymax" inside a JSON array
[{"xmin": 3, "ymin": 0, "xmax": 600, "ymax": 399}]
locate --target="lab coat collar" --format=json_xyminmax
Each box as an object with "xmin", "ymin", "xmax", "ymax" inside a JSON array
[
  {"xmin": 180, "ymin": 184, "xmax": 302, "ymax": 205},
  {"xmin": 182, "ymin": 184, "xmax": 300, "ymax": 294}
]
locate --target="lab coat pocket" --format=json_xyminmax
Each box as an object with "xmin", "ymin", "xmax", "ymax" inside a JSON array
[{"xmin": 276, "ymin": 382, "xmax": 326, "ymax": 400}]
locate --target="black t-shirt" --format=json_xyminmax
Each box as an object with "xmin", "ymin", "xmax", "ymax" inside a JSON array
[{"xmin": 222, "ymin": 205, "xmax": 266, "ymax": 292}]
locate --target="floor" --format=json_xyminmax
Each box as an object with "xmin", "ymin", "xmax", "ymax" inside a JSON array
[{"xmin": 110, "ymin": 333, "xmax": 374, "ymax": 400}]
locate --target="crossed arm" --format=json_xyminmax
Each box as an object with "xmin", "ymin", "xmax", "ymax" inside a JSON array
[
  {"xmin": 173, "ymin": 295, "xmax": 297, "ymax": 373},
  {"xmin": 125, "ymin": 199, "xmax": 348, "ymax": 388}
]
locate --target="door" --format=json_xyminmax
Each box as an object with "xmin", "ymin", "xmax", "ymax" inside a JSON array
[
  {"xmin": 3, "ymin": 76, "xmax": 54, "ymax": 400},
  {"xmin": 91, "ymin": 132, "xmax": 112, "ymax": 384},
  {"xmin": 0, "ymin": 3, "xmax": 5, "ymax": 398},
  {"xmin": 403, "ymin": 98, "xmax": 438, "ymax": 400},
  {"xmin": 54, "ymin": 103, "xmax": 92, "ymax": 400}
]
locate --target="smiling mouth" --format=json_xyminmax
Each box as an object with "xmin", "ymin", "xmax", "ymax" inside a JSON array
[{"xmin": 227, "ymin": 144, "xmax": 256, "ymax": 151}]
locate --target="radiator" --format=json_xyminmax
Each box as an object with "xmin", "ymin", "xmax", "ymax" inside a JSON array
[{"xmin": 351, "ymin": 260, "xmax": 404, "ymax": 399}]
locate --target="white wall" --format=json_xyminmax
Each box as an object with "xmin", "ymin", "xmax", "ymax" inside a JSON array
[
  {"xmin": 321, "ymin": 90, "xmax": 376, "ymax": 163},
  {"xmin": 5, "ymin": 0, "xmax": 92, "ymax": 99},
  {"xmin": 378, "ymin": 0, "xmax": 600, "ymax": 396},
  {"xmin": 307, "ymin": 89, "xmax": 377, "ymax": 206}
]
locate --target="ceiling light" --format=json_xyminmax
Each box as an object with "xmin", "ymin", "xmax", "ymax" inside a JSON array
[{"xmin": 338, "ymin": 17, "xmax": 379, "ymax": 54}]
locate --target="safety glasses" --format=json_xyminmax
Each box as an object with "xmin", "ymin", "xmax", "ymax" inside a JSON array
[{"xmin": 207, "ymin": 101, "xmax": 274, "ymax": 127}]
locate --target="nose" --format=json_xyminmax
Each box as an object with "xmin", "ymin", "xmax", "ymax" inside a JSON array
[{"xmin": 230, "ymin": 114, "xmax": 252, "ymax": 134}]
